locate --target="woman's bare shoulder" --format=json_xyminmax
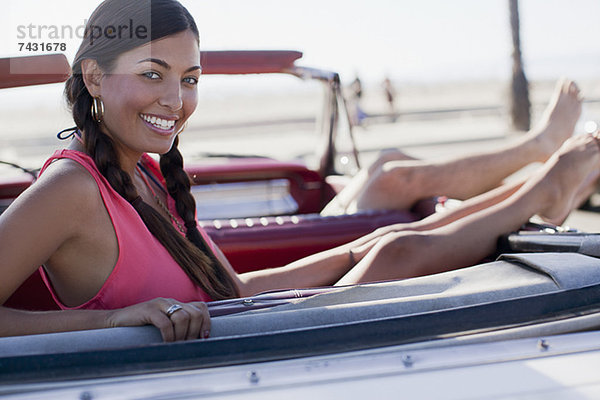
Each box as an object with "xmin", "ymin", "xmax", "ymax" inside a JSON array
[
  {"xmin": 11, "ymin": 157, "xmax": 102, "ymax": 214},
  {"xmin": 39, "ymin": 157, "xmax": 95, "ymax": 183},
  {"xmin": 0, "ymin": 158, "xmax": 105, "ymax": 286}
]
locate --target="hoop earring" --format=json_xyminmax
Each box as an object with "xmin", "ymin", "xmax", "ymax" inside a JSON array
[{"xmin": 91, "ymin": 96, "xmax": 105, "ymax": 124}]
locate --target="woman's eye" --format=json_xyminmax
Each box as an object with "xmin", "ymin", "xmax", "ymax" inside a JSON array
[
  {"xmin": 143, "ymin": 71, "xmax": 160, "ymax": 80},
  {"xmin": 184, "ymin": 76, "xmax": 199, "ymax": 85}
]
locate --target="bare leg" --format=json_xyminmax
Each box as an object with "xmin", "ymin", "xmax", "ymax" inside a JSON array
[
  {"xmin": 337, "ymin": 133, "xmax": 600, "ymax": 284},
  {"xmin": 322, "ymin": 149, "xmax": 418, "ymax": 214},
  {"xmin": 324, "ymin": 79, "xmax": 582, "ymax": 214}
]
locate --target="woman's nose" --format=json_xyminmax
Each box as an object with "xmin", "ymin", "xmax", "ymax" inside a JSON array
[{"xmin": 159, "ymin": 81, "xmax": 183, "ymax": 111}]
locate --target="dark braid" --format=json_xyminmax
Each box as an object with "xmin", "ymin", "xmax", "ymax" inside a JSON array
[
  {"xmin": 160, "ymin": 138, "xmax": 239, "ymax": 296},
  {"xmin": 160, "ymin": 136, "xmax": 196, "ymax": 223},
  {"xmin": 63, "ymin": 0, "xmax": 240, "ymax": 300}
]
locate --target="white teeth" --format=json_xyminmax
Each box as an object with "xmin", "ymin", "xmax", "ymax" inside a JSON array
[{"xmin": 141, "ymin": 114, "xmax": 176, "ymax": 130}]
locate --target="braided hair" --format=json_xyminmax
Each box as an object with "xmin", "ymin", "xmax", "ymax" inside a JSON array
[{"xmin": 64, "ymin": 0, "xmax": 239, "ymax": 300}]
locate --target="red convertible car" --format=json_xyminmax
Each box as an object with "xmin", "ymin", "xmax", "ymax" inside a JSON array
[
  {"xmin": 1, "ymin": 52, "xmax": 600, "ymax": 399},
  {"xmin": 2, "ymin": 51, "xmax": 426, "ymax": 310}
]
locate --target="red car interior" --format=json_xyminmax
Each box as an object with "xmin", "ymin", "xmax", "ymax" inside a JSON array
[{"xmin": 5, "ymin": 159, "xmax": 429, "ymax": 310}]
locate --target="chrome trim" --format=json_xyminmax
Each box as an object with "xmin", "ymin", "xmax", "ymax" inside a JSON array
[{"xmin": 192, "ymin": 179, "xmax": 298, "ymax": 219}]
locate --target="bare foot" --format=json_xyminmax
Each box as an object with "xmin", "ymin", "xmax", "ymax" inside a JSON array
[
  {"xmin": 527, "ymin": 79, "xmax": 583, "ymax": 162},
  {"xmin": 536, "ymin": 133, "xmax": 600, "ymax": 225}
]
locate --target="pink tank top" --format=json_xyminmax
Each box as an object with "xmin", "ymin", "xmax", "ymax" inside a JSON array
[{"xmin": 38, "ymin": 149, "xmax": 212, "ymax": 310}]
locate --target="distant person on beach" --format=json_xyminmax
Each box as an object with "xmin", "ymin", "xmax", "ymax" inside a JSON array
[
  {"xmin": 349, "ymin": 75, "xmax": 367, "ymax": 126},
  {"xmin": 351, "ymin": 76, "xmax": 363, "ymax": 99},
  {"xmin": 1, "ymin": 0, "xmax": 599, "ymax": 341},
  {"xmin": 382, "ymin": 76, "xmax": 396, "ymax": 121}
]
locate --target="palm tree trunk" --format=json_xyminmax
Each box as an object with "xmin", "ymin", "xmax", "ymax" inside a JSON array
[{"xmin": 509, "ymin": 0, "xmax": 531, "ymax": 131}]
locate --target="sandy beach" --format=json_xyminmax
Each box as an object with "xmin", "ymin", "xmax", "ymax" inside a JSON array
[
  {"xmin": 1, "ymin": 76, "xmax": 600, "ymax": 233},
  {"xmin": 2, "ymin": 77, "xmax": 600, "ymax": 166}
]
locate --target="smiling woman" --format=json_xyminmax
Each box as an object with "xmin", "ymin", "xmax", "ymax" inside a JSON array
[
  {"xmin": 0, "ymin": 0, "xmax": 238, "ymax": 342},
  {"xmin": 63, "ymin": 0, "xmax": 239, "ymax": 306}
]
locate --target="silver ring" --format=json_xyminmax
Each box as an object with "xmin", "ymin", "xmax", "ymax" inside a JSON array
[{"xmin": 165, "ymin": 304, "xmax": 183, "ymax": 317}]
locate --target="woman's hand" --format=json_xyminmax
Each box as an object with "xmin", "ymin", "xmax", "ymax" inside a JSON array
[{"xmin": 104, "ymin": 298, "xmax": 211, "ymax": 342}]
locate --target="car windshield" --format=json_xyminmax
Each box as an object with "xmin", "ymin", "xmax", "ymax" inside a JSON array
[
  {"xmin": 0, "ymin": 72, "xmax": 327, "ymax": 176},
  {"xmin": 184, "ymin": 74, "xmax": 325, "ymax": 165}
]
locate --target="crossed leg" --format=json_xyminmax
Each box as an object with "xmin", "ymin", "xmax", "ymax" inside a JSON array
[
  {"xmin": 322, "ymin": 79, "xmax": 583, "ymax": 215},
  {"xmin": 337, "ymin": 133, "xmax": 600, "ymax": 284}
]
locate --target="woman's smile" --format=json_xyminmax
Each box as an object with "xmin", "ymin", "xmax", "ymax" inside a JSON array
[{"xmin": 140, "ymin": 113, "xmax": 179, "ymax": 136}]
